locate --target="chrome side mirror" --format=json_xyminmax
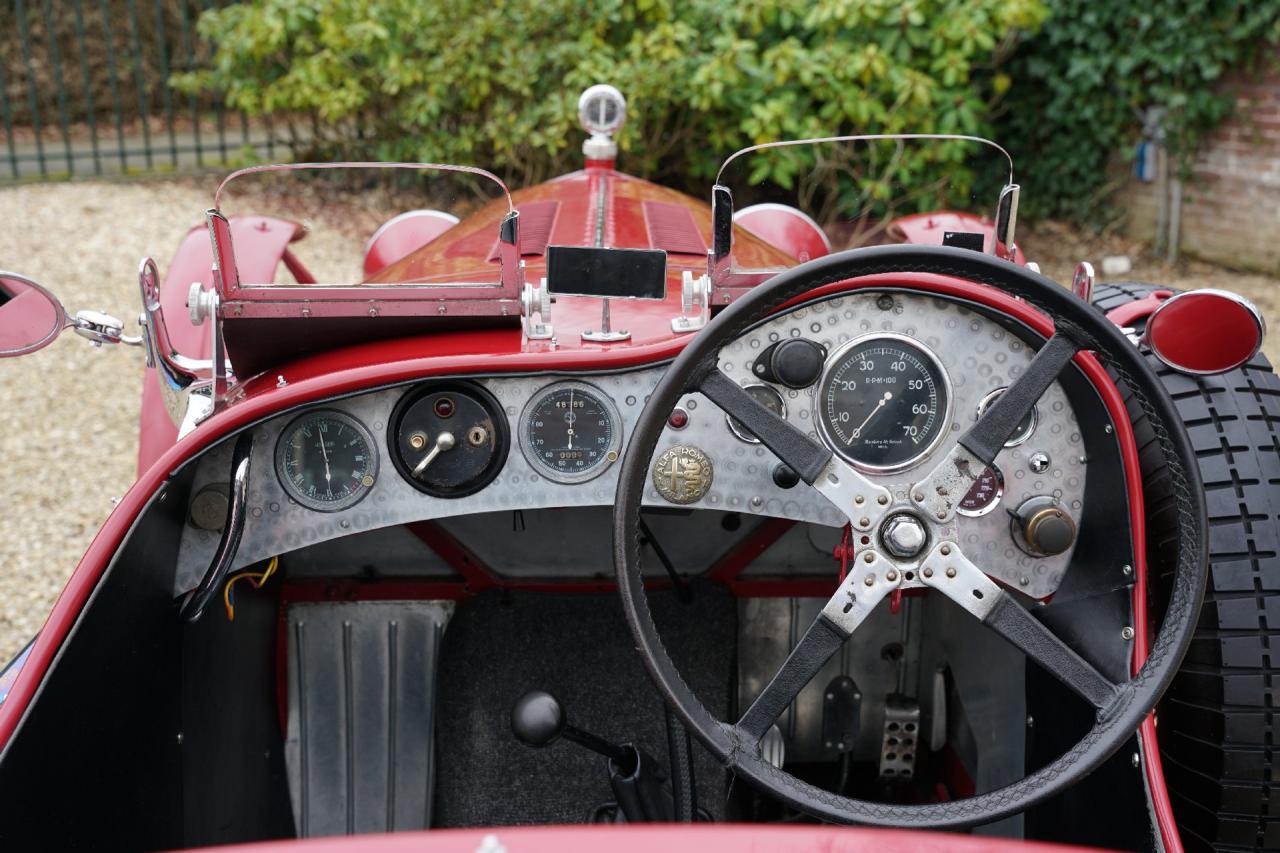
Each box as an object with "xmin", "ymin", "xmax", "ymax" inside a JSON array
[
  {"xmin": 1144, "ymin": 289, "xmax": 1266, "ymax": 375},
  {"xmin": 0, "ymin": 272, "xmax": 66, "ymax": 357}
]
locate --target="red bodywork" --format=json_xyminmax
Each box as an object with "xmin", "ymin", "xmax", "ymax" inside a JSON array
[
  {"xmin": 5, "ymin": 159, "xmax": 1179, "ymax": 850},
  {"xmin": 207, "ymin": 824, "xmax": 1113, "ymax": 853}
]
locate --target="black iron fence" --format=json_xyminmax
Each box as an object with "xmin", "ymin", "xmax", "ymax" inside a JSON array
[{"xmin": 0, "ymin": 0, "xmax": 290, "ymax": 182}]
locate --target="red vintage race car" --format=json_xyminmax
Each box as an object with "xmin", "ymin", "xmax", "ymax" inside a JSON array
[{"xmin": 0, "ymin": 86, "xmax": 1273, "ymax": 852}]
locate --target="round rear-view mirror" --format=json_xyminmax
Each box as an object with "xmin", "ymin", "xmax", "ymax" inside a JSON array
[
  {"xmin": 0, "ymin": 272, "xmax": 66, "ymax": 358},
  {"xmin": 1144, "ymin": 289, "xmax": 1266, "ymax": 375}
]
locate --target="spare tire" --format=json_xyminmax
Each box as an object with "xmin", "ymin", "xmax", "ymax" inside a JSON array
[{"xmin": 1093, "ymin": 282, "xmax": 1280, "ymax": 853}]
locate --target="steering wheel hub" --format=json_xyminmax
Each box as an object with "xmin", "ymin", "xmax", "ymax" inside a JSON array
[{"xmin": 879, "ymin": 512, "xmax": 929, "ymax": 559}]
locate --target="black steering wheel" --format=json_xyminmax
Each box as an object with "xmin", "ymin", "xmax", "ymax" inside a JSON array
[{"xmin": 613, "ymin": 244, "xmax": 1207, "ymax": 827}]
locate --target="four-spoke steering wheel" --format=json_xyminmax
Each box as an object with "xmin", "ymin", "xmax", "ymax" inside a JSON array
[{"xmin": 613, "ymin": 245, "xmax": 1207, "ymax": 827}]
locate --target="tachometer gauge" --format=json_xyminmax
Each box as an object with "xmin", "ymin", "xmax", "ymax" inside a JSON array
[
  {"xmin": 275, "ymin": 410, "xmax": 377, "ymax": 512},
  {"xmin": 520, "ymin": 381, "xmax": 622, "ymax": 484},
  {"xmin": 816, "ymin": 333, "xmax": 952, "ymax": 472}
]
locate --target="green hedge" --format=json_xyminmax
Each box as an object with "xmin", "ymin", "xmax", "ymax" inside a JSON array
[
  {"xmin": 1000, "ymin": 0, "xmax": 1280, "ymax": 223},
  {"xmin": 175, "ymin": 0, "xmax": 1044, "ymax": 215},
  {"xmin": 178, "ymin": 0, "xmax": 1279, "ymax": 225}
]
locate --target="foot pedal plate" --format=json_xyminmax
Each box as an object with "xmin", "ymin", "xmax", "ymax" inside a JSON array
[{"xmin": 285, "ymin": 601, "xmax": 452, "ymax": 836}]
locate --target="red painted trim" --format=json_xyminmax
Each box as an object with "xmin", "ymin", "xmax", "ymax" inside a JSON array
[
  {"xmin": 208, "ymin": 824, "xmax": 1115, "ymax": 853},
  {"xmin": 280, "ymin": 248, "xmax": 316, "ymax": 284},
  {"xmin": 707, "ymin": 518, "xmax": 796, "ymax": 584},
  {"xmin": 1087, "ymin": 355, "xmax": 1182, "ymax": 852},
  {"xmin": 1104, "ymin": 290, "xmax": 1173, "ymax": 328},
  {"xmin": 0, "ymin": 269, "xmax": 1177, "ymax": 849},
  {"xmin": 404, "ymin": 521, "xmax": 499, "ymax": 592}
]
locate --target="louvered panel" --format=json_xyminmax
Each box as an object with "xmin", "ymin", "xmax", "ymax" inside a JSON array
[{"xmin": 643, "ymin": 200, "xmax": 707, "ymax": 255}]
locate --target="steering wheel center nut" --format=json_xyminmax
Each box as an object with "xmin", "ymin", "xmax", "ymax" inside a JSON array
[{"xmin": 879, "ymin": 512, "xmax": 929, "ymax": 559}]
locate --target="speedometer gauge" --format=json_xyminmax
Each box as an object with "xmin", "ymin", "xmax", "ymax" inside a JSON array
[
  {"xmin": 816, "ymin": 333, "xmax": 952, "ymax": 472},
  {"xmin": 275, "ymin": 410, "xmax": 378, "ymax": 512},
  {"xmin": 520, "ymin": 381, "xmax": 622, "ymax": 484}
]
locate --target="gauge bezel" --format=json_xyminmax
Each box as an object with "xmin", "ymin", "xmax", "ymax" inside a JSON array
[
  {"xmin": 815, "ymin": 331, "xmax": 954, "ymax": 474},
  {"xmin": 726, "ymin": 383, "xmax": 788, "ymax": 444},
  {"xmin": 518, "ymin": 380, "xmax": 624, "ymax": 484},
  {"xmin": 274, "ymin": 408, "xmax": 378, "ymax": 512},
  {"xmin": 956, "ymin": 463, "xmax": 1005, "ymax": 518},
  {"xmin": 388, "ymin": 381, "xmax": 510, "ymax": 498},
  {"xmin": 975, "ymin": 386, "xmax": 1038, "ymax": 447}
]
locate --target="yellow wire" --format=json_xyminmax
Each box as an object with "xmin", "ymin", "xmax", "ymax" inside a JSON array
[{"xmin": 223, "ymin": 555, "xmax": 279, "ymax": 621}]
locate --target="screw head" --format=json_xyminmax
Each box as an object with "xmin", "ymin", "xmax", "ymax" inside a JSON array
[
  {"xmin": 877, "ymin": 495, "xmax": 889, "ymax": 505},
  {"xmin": 886, "ymin": 570, "xmax": 898, "ymax": 582},
  {"xmin": 855, "ymin": 495, "xmax": 865, "ymax": 505},
  {"xmin": 913, "ymin": 492, "xmax": 925, "ymax": 502},
  {"xmin": 859, "ymin": 517, "xmax": 870, "ymax": 527},
  {"xmin": 864, "ymin": 552, "xmax": 875, "ymax": 563},
  {"xmin": 1121, "ymin": 626, "xmax": 1135, "ymax": 640},
  {"xmin": 945, "ymin": 567, "xmax": 957, "ymax": 578},
  {"xmin": 864, "ymin": 574, "xmax": 875, "ymax": 586},
  {"xmin": 1029, "ymin": 452, "xmax": 1051, "ymax": 474},
  {"xmin": 1122, "ymin": 564, "xmax": 1133, "ymax": 576},
  {"xmin": 923, "ymin": 567, "xmax": 933, "ymax": 578}
]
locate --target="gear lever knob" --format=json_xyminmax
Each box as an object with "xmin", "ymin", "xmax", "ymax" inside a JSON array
[
  {"xmin": 511, "ymin": 690, "xmax": 629, "ymax": 763},
  {"xmin": 511, "ymin": 690, "xmax": 566, "ymax": 747}
]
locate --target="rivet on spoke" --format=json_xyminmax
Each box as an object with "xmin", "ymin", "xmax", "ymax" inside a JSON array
[
  {"xmin": 945, "ymin": 567, "xmax": 957, "ymax": 579},
  {"xmin": 913, "ymin": 492, "xmax": 924, "ymax": 502},
  {"xmin": 877, "ymin": 495, "xmax": 889, "ymax": 505},
  {"xmin": 940, "ymin": 545, "xmax": 952, "ymax": 556},
  {"xmin": 859, "ymin": 517, "xmax": 870, "ymax": 527},
  {"xmin": 855, "ymin": 495, "xmax": 865, "ymax": 505},
  {"xmin": 864, "ymin": 553, "xmax": 875, "ymax": 563},
  {"xmin": 936, "ymin": 510, "xmax": 946, "ymax": 520},
  {"xmin": 1121, "ymin": 626, "xmax": 1135, "ymax": 640},
  {"xmin": 922, "ymin": 567, "xmax": 933, "ymax": 578},
  {"xmin": 864, "ymin": 574, "xmax": 876, "ymax": 587},
  {"xmin": 886, "ymin": 570, "xmax": 898, "ymax": 582}
]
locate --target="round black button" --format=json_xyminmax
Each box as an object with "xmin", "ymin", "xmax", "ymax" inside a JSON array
[
  {"xmin": 772, "ymin": 463, "xmax": 801, "ymax": 489},
  {"xmin": 769, "ymin": 339, "xmax": 825, "ymax": 388}
]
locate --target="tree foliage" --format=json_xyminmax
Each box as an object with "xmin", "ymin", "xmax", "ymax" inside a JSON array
[
  {"xmin": 177, "ymin": 0, "xmax": 1280, "ymax": 226},
  {"xmin": 999, "ymin": 0, "xmax": 1280, "ymax": 223},
  {"xmin": 175, "ymin": 0, "xmax": 1045, "ymax": 221}
]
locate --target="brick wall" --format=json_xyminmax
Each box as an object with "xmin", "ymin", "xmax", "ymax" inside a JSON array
[{"xmin": 1122, "ymin": 63, "xmax": 1280, "ymax": 274}]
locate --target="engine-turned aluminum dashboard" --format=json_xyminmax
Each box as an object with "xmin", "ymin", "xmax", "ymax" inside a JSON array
[{"xmin": 175, "ymin": 291, "xmax": 1104, "ymax": 598}]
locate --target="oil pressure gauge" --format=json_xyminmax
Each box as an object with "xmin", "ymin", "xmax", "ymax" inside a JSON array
[{"xmin": 520, "ymin": 381, "xmax": 622, "ymax": 484}]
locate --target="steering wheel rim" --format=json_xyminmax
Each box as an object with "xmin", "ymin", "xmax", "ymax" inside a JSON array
[{"xmin": 613, "ymin": 244, "xmax": 1207, "ymax": 828}]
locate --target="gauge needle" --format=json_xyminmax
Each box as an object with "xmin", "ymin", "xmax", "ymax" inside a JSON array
[
  {"xmin": 567, "ymin": 389, "xmax": 575, "ymax": 450},
  {"xmin": 412, "ymin": 431, "xmax": 456, "ymax": 477},
  {"xmin": 317, "ymin": 430, "xmax": 333, "ymax": 488},
  {"xmin": 850, "ymin": 391, "xmax": 893, "ymax": 442}
]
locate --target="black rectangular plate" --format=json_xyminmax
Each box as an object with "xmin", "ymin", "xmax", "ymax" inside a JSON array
[{"xmin": 546, "ymin": 245, "xmax": 667, "ymax": 299}]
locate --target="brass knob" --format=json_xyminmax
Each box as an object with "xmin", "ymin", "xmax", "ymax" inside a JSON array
[{"xmin": 1023, "ymin": 506, "xmax": 1077, "ymax": 556}]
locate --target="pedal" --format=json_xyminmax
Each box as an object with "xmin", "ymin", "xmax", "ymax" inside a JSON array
[
  {"xmin": 877, "ymin": 694, "xmax": 920, "ymax": 783},
  {"xmin": 821, "ymin": 675, "xmax": 861, "ymax": 754}
]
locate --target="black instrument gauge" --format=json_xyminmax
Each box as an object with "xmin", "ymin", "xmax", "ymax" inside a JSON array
[
  {"xmin": 390, "ymin": 381, "xmax": 509, "ymax": 498},
  {"xmin": 957, "ymin": 464, "xmax": 1005, "ymax": 517},
  {"xmin": 726, "ymin": 383, "xmax": 787, "ymax": 443},
  {"xmin": 275, "ymin": 410, "xmax": 378, "ymax": 512},
  {"xmin": 976, "ymin": 387, "xmax": 1038, "ymax": 447},
  {"xmin": 816, "ymin": 333, "xmax": 952, "ymax": 472},
  {"xmin": 520, "ymin": 381, "xmax": 622, "ymax": 484}
]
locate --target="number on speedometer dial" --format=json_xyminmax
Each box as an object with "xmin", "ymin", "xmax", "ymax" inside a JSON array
[{"xmin": 817, "ymin": 333, "xmax": 952, "ymax": 472}]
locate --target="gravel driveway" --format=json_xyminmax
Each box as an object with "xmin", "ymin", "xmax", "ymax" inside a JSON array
[{"xmin": 1, "ymin": 179, "xmax": 1277, "ymax": 664}]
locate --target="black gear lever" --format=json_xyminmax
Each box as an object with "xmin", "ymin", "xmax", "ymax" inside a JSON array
[
  {"xmin": 511, "ymin": 690, "xmax": 696, "ymax": 822},
  {"xmin": 511, "ymin": 690, "xmax": 635, "ymax": 771}
]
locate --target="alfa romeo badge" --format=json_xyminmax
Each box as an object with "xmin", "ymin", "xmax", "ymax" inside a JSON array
[{"xmin": 652, "ymin": 444, "xmax": 714, "ymax": 505}]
